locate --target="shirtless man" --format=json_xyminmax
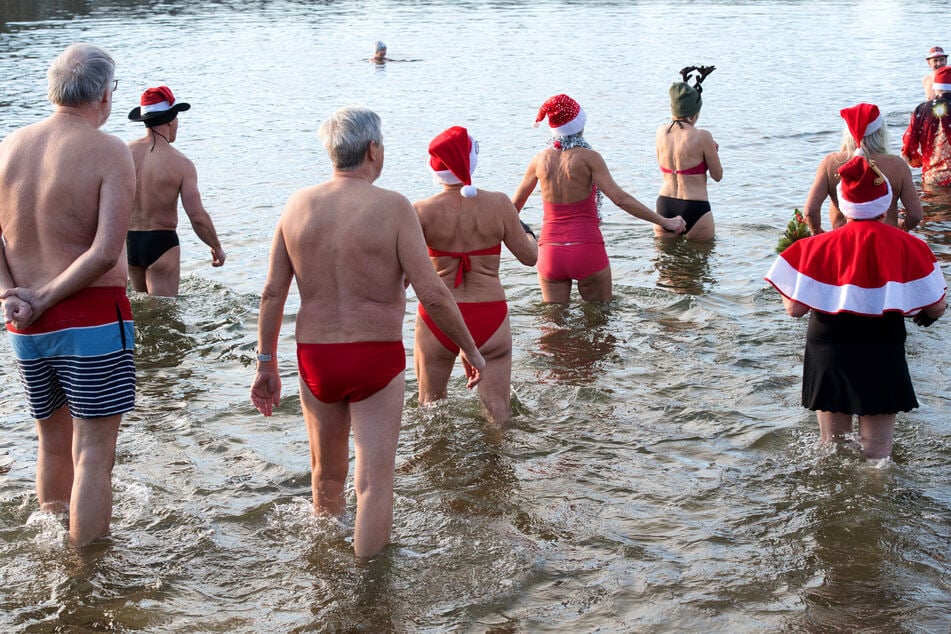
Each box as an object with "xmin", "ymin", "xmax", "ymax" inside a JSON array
[
  {"xmin": 0, "ymin": 43, "xmax": 137, "ymax": 547},
  {"xmin": 126, "ymin": 86, "xmax": 225, "ymax": 297},
  {"xmin": 250, "ymin": 107, "xmax": 484, "ymax": 558},
  {"xmin": 923, "ymin": 46, "xmax": 947, "ymax": 101},
  {"xmin": 805, "ymin": 103, "xmax": 922, "ymax": 233}
]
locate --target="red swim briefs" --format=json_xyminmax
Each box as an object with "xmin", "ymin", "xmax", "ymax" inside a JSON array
[{"xmin": 297, "ymin": 341, "xmax": 405, "ymax": 403}]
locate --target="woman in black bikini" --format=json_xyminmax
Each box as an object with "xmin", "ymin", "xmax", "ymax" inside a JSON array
[{"xmin": 655, "ymin": 66, "xmax": 723, "ymax": 241}]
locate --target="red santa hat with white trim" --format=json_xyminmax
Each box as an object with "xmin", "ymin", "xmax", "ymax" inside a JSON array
[
  {"xmin": 429, "ymin": 125, "xmax": 479, "ymax": 197},
  {"xmin": 128, "ymin": 85, "xmax": 191, "ymax": 128},
  {"xmin": 839, "ymin": 102, "xmax": 883, "ymax": 157},
  {"xmin": 933, "ymin": 66, "xmax": 951, "ymax": 94},
  {"xmin": 836, "ymin": 155, "xmax": 892, "ymax": 220},
  {"xmin": 533, "ymin": 94, "xmax": 586, "ymax": 136}
]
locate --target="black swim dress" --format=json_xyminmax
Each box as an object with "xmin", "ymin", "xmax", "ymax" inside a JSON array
[{"xmin": 801, "ymin": 311, "xmax": 918, "ymax": 415}]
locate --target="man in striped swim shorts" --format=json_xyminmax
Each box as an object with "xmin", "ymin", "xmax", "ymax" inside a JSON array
[{"xmin": 0, "ymin": 43, "xmax": 137, "ymax": 547}]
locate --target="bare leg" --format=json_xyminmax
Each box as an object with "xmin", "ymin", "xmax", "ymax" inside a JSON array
[
  {"xmin": 36, "ymin": 407, "xmax": 74, "ymax": 513},
  {"xmin": 577, "ymin": 265, "xmax": 612, "ymax": 302},
  {"xmin": 857, "ymin": 414, "xmax": 896, "ymax": 459},
  {"xmin": 127, "ymin": 265, "xmax": 149, "ymax": 294},
  {"xmin": 145, "ymin": 246, "xmax": 182, "ymax": 297},
  {"xmin": 539, "ymin": 273, "xmax": 572, "ymax": 304},
  {"xmin": 685, "ymin": 212, "xmax": 715, "ymax": 241},
  {"xmin": 414, "ymin": 315, "xmax": 456, "ymax": 405},
  {"xmin": 300, "ymin": 382, "xmax": 351, "ymax": 516},
  {"xmin": 349, "ymin": 374, "xmax": 405, "ymax": 558},
  {"xmin": 475, "ymin": 316, "xmax": 513, "ymax": 426},
  {"xmin": 816, "ymin": 410, "xmax": 854, "ymax": 444},
  {"xmin": 69, "ymin": 414, "xmax": 121, "ymax": 546}
]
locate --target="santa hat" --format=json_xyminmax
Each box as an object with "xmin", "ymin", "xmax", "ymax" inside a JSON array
[
  {"xmin": 533, "ymin": 94, "xmax": 586, "ymax": 136},
  {"xmin": 429, "ymin": 125, "xmax": 479, "ymax": 197},
  {"xmin": 926, "ymin": 46, "xmax": 947, "ymax": 60},
  {"xmin": 128, "ymin": 86, "xmax": 190, "ymax": 127},
  {"xmin": 839, "ymin": 103, "xmax": 883, "ymax": 157},
  {"xmin": 836, "ymin": 155, "xmax": 892, "ymax": 220},
  {"xmin": 933, "ymin": 66, "xmax": 951, "ymax": 93}
]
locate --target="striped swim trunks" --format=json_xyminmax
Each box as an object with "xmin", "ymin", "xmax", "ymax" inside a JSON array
[{"xmin": 6, "ymin": 286, "xmax": 136, "ymax": 420}]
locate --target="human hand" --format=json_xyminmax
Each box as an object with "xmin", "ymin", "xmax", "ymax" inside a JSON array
[
  {"xmin": 1, "ymin": 288, "xmax": 36, "ymax": 329},
  {"xmin": 211, "ymin": 247, "xmax": 226, "ymax": 267},
  {"xmin": 913, "ymin": 311, "xmax": 939, "ymax": 327},
  {"xmin": 664, "ymin": 215, "xmax": 687, "ymax": 234},
  {"xmin": 459, "ymin": 349, "xmax": 485, "ymax": 389},
  {"xmin": 250, "ymin": 366, "xmax": 281, "ymax": 416}
]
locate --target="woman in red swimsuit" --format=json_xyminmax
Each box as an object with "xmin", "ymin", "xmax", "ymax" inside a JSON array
[
  {"xmin": 414, "ymin": 126, "xmax": 538, "ymax": 425},
  {"xmin": 514, "ymin": 94, "xmax": 686, "ymax": 303},
  {"xmin": 655, "ymin": 66, "xmax": 723, "ymax": 241}
]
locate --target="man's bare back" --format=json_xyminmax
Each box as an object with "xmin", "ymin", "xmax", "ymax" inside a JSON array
[
  {"xmin": 124, "ymin": 87, "xmax": 224, "ymax": 296},
  {"xmin": 0, "ymin": 101, "xmax": 134, "ymax": 316},
  {"xmin": 128, "ymin": 135, "xmax": 192, "ymax": 231}
]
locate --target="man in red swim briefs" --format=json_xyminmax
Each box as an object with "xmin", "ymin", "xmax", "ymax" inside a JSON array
[
  {"xmin": 0, "ymin": 44, "xmax": 137, "ymax": 547},
  {"xmin": 250, "ymin": 107, "xmax": 484, "ymax": 558}
]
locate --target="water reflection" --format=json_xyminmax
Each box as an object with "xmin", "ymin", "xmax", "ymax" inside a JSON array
[
  {"xmin": 533, "ymin": 303, "xmax": 618, "ymax": 385},
  {"xmin": 792, "ymin": 461, "xmax": 908, "ymax": 631},
  {"xmin": 652, "ymin": 238, "xmax": 716, "ymax": 295}
]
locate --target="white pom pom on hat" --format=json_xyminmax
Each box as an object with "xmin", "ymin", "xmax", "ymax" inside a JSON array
[{"xmin": 428, "ymin": 125, "xmax": 479, "ymax": 197}]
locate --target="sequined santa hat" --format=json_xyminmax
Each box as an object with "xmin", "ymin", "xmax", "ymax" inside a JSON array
[
  {"xmin": 836, "ymin": 155, "xmax": 892, "ymax": 220},
  {"xmin": 533, "ymin": 94, "xmax": 586, "ymax": 136},
  {"xmin": 128, "ymin": 86, "xmax": 191, "ymax": 128},
  {"xmin": 839, "ymin": 103, "xmax": 883, "ymax": 157},
  {"xmin": 429, "ymin": 125, "xmax": 479, "ymax": 197}
]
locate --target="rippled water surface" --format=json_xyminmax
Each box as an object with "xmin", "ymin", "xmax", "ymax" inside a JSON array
[{"xmin": 1, "ymin": 1, "xmax": 950, "ymax": 631}]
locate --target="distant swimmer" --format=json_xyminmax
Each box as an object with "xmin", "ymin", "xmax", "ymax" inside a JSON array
[
  {"xmin": 370, "ymin": 40, "xmax": 392, "ymax": 63},
  {"xmin": 655, "ymin": 65, "xmax": 722, "ymax": 241},
  {"xmin": 127, "ymin": 86, "xmax": 226, "ymax": 297},
  {"xmin": 512, "ymin": 94, "xmax": 685, "ymax": 303},
  {"xmin": 902, "ymin": 66, "xmax": 951, "ymax": 188},
  {"xmin": 765, "ymin": 151, "xmax": 946, "ymax": 460},
  {"xmin": 922, "ymin": 46, "xmax": 947, "ymax": 101},
  {"xmin": 250, "ymin": 107, "xmax": 484, "ymax": 557},
  {"xmin": 805, "ymin": 103, "xmax": 922, "ymax": 233},
  {"xmin": 413, "ymin": 125, "xmax": 537, "ymax": 425},
  {"xmin": 0, "ymin": 43, "xmax": 137, "ymax": 546}
]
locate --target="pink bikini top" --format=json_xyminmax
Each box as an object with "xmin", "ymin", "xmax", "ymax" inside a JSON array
[
  {"xmin": 660, "ymin": 160, "xmax": 708, "ymax": 175},
  {"xmin": 428, "ymin": 244, "xmax": 502, "ymax": 287}
]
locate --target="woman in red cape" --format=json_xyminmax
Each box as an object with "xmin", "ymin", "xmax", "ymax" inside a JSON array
[{"xmin": 765, "ymin": 144, "xmax": 946, "ymax": 459}]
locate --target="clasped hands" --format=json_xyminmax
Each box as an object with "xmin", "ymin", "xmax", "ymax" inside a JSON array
[{"xmin": 0, "ymin": 288, "xmax": 36, "ymax": 329}]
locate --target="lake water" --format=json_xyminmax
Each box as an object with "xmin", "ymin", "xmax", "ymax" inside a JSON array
[{"xmin": 1, "ymin": 1, "xmax": 950, "ymax": 631}]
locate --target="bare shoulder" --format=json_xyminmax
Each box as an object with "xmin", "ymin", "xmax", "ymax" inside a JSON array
[
  {"xmin": 93, "ymin": 132, "xmax": 134, "ymax": 170},
  {"xmin": 876, "ymin": 153, "xmax": 911, "ymax": 171},
  {"xmin": 376, "ymin": 185, "xmax": 415, "ymax": 212},
  {"xmin": 481, "ymin": 188, "xmax": 517, "ymax": 211}
]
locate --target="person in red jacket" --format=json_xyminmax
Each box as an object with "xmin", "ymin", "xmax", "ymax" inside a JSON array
[{"xmin": 902, "ymin": 65, "xmax": 951, "ymax": 187}]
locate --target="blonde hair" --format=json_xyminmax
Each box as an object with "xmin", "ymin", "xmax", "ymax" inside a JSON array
[{"xmin": 840, "ymin": 123, "xmax": 891, "ymax": 155}]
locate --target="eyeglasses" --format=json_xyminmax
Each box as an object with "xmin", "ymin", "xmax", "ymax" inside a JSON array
[{"xmin": 112, "ymin": 79, "xmax": 119, "ymax": 92}]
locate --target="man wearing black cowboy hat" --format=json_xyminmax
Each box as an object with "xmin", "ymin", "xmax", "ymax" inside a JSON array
[{"xmin": 127, "ymin": 85, "xmax": 226, "ymax": 296}]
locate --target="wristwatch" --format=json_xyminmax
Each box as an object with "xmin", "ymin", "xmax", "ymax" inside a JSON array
[{"xmin": 256, "ymin": 352, "xmax": 274, "ymax": 362}]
